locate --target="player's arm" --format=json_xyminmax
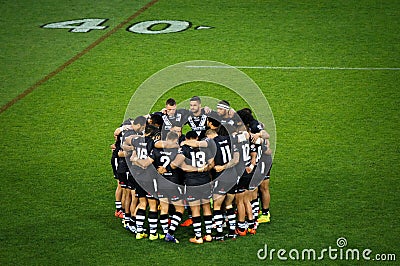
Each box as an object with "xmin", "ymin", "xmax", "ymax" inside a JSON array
[
  {"xmin": 180, "ymin": 162, "xmax": 208, "ymax": 173},
  {"xmin": 114, "ymin": 127, "xmax": 122, "ymax": 140},
  {"xmin": 121, "ymin": 135, "xmax": 141, "ymax": 152},
  {"xmin": 170, "ymin": 153, "xmax": 185, "ymax": 169},
  {"xmin": 117, "ymin": 149, "xmax": 126, "ymax": 158},
  {"xmin": 204, "ymin": 158, "xmax": 215, "ymax": 172},
  {"xmin": 203, "ymin": 106, "xmax": 212, "ymax": 114},
  {"xmin": 252, "ymin": 130, "xmax": 270, "ymax": 142},
  {"xmin": 114, "ymin": 125, "xmax": 132, "ymax": 140},
  {"xmin": 130, "ymin": 150, "xmax": 154, "ymax": 168},
  {"xmin": 215, "ymin": 151, "xmax": 239, "ymax": 172},
  {"xmin": 171, "ymin": 154, "xmax": 207, "ymax": 172},
  {"xmin": 180, "ymin": 139, "xmax": 208, "ymax": 148},
  {"xmin": 134, "ymin": 157, "xmax": 154, "ymax": 169},
  {"xmin": 246, "ymin": 151, "xmax": 257, "ymax": 173},
  {"xmin": 154, "ymin": 140, "xmax": 179, "ymax": 149}
]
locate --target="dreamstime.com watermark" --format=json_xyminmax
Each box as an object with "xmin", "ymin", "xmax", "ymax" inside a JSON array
[{"xmin": 257, "ymin": 237, "xmax": 396, "ymax": 262}]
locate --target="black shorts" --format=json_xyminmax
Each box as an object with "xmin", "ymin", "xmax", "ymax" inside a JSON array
[
  {"xmin": 265, "ymin": 163, "xmax": 272, "ymax": 179},
  {"xmin": 156, "ymin": 178, "xmax": 184, "ymax": 202},
  {"xmin": 125, "ymin": 172, "xmax": 136, "ymax": 190},
  {"xmin": 212, "ymin": 168, "xmax": 239, "ymax": 195},
  {"xmin": 236, "ymin": 171, "xmax": 254, "ymax": 193},
  {"xmin": 185, "ymin": 184, "xmax": 212, "ymax": 202},
  {"xmin": 133, "ymin": 178, "xmax": 156, "ymax": 198},
  {"xmin": 250, "ymin": 163, "xmax": 273, "ymax": 188},
  {"xmin": 111, "ymin": 155, "xmax": 118, "ymax": 179},
  {"xmin": 227, "ymin": 183, "xmax": 238, "ymax": 194},
  {"xmin": 131, "ymin": 167, "xmax": 158, "ymax": 198},
  {"xmin": 117, "ymin": 171, "xmax": 129, "ymax": 188}
]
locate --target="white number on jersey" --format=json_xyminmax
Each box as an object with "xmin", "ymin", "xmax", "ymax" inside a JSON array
[
  {"xmin": 160, "ymin": 155, "xmax": 171, "ymax": 168},
  {"xmin": 242, "ymin": 143, "xmax": 251, "ymax": 162},
  {"xmin": 190, "ymin": 151, "xmax": 206, "ymax": 167},
  {"xmin": 136, "ymin": 147, "xmax": 148, "ymax": 159},
  {"xmin": 220, "ymin": 146, "xmax": 232, "ymax": 164}
]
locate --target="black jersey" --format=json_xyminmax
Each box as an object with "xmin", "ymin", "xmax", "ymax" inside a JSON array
[
  {"xmin": 249, "ymin": 119, "xmax": 264, "ymax": 133},
  {"xmin": 234, "ymin": 132, "xmax": 256, "ymax": 175},
  {"xmin": 178, "ymin": 144, "xmax": 214, "ymax": 186},
  {"xmin": 130, "ymin": 135, "xmax": 155, "ymax": 174},
  {"xmin": 250, "ymin": 139, "xmax": 272, "ymax": 187},
  {"xmin": 212, "ymin": 135, "xmax": 238, "ymax": 166},
  {"xmin": 116, "ymin": 129, "xmax": 139, "ymax": 174},
  {"xmin": 186, "ymin": 109, "xmax": 208, "ymax": 140},
  {"xmin": 161, "ymin": 109, "xmax": 189, "ymax": 139},
  {"xmin": 211, "ymin": 135, "xmax": 239, "ymax": 185},
  {"xmin": 208, "ymin": 110, "xmax": 241, "ymax": 127},
  {"xmin": 150, "ymin": 147, "xmax": 180, "ymax": 184}
]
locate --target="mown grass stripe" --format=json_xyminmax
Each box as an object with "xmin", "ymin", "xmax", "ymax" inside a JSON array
[{"xmin": 186, "ymin": 65, "xmax": 400, "ymax": 71}]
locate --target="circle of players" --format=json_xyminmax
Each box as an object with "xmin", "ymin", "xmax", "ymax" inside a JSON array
[{"xmin": 110, "ymin": 96, "xmax": 273, "ymax": 244}]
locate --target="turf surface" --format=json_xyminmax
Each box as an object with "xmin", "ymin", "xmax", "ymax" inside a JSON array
[{"xmin": 1, "ymin": 0, "xmax": 399, "ymax": 265}]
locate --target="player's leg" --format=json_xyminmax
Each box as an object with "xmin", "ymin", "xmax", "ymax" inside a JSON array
[
  {"xmin": 250, "ymin": 187, "xmax": 260, "ymax": 227},
  {"xmin": 212, "ymin": 194, "xmax": 226, "ymax": 241},
  {"xmin": 245, "ymin": 189, "xmax": 256, "ymax": 235},
  {"xmin": 135, "ymin": 189, "xmax": 148, "ymax": 239},
  {"xmin": 123, "ymin": 180, "xmax": 132, "ymax": 229},
  {"xmin": 159, "ymin": 199, "xmax": 170, "ymax": 238},
  {"xmin": 124, "ymin": 189, "xmax": 137, "ymax": 233},
  {"xmin": 258, "ymin": 178, "xmax": 270, "ymax": 223},
  {"xmin": 189, "ymin": 200, "xmax": 203, "ymax": 244},
  {"xmin": 224, "ymin": 193, "xmax": 237, "ymax": 239},
  {"xmin": 165, "ymin": 199, "xmax": 184, "ymax": 243},
  {"xmin": 111, "ymin": 155, "xmax": 123, "ymax": 218},
  {"xmin": 201, "ymin": 196, "xmax": 213, "ymax": 242},
  {"xmin": 147, "ymin": 198, "xmax": 160, "ymax": 240},
  {"xmin": 235, "ymin": 191, "xmax": 247, "ymax": 236},
  {"xmin": 180, "ymin": 204, "xmax": 193, "ymax": 226}
]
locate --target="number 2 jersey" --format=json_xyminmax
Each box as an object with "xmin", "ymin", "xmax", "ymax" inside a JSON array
[{"xmin": 149, "ymin": 146, "xmax": 181, "ymax": 185}]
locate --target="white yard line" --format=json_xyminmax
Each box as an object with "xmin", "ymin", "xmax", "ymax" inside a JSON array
[{"xmin": 186, "ymin": 65, "xmax": 400, "ymax": 71}]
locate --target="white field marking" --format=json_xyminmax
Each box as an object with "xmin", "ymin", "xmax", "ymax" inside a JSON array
[{"xmin": 185, "ymin": 65, "xmax": 400, "ymax": 71}]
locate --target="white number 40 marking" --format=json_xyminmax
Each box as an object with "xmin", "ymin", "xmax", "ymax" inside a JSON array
[
  {"xmin": 42, "ymin": 19, "xmax": 108, "ymax": 33},
  {"xmin": 42, "ymin": 19, "xmax": 212, "ymax": 33}
]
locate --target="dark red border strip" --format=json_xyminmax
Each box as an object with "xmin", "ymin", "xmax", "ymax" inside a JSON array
[{"xmin": 0, "ymin": 0, "xmax": 159, "ymax": 114}]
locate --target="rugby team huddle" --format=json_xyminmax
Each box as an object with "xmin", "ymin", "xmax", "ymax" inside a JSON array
[{"xmin": 110, "ymin": 96, "xmax": 273, "ymax": 244}]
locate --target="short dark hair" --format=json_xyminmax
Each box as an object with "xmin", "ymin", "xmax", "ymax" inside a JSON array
[
  {"xmin": 145, "ymin": 124, "xmax": 160, "ymax": 137},
  {"xmin": 208, "ymin": 117, "xmax": 221, "ymax": 128},
  {"xmin": 237, "ymin": 109, "xmax": 255, "ymax": 126},
  {"xmin": 217, "ymin": 124, "xmax": 235, "ymax": 136},
  {"xmin": 166, "ymin": 98, "xmax": 176, "ymax": 106},
  {"xmin": 150, "ymin": 113, "xmax": 163, "ymax": 127},
  {"xmin": 122, "ymin": 118, "xmax": 133, "ymax": 126},
  {"xmin": 133, "ymin": 116, "xmax": 147, "ymax": 126},
  {"xmin": 166, "ymin": 131, "xmax": 179, "ymax": 141},
  {"xmin": 185, "ymin": 130, "xmax": 198, "ymax": 140},
  {"xmin": 190, "ymin": 96, "xmax": 201, "ymax": 103},
  {"xmin": 242, "ymin": 108, "xmax": 252, "ymax": 114}
]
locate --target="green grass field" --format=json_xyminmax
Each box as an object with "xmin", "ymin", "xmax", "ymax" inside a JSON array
[{"xmin": 1, "ymin": 0, "xmax": 399, "ymax": 265}]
